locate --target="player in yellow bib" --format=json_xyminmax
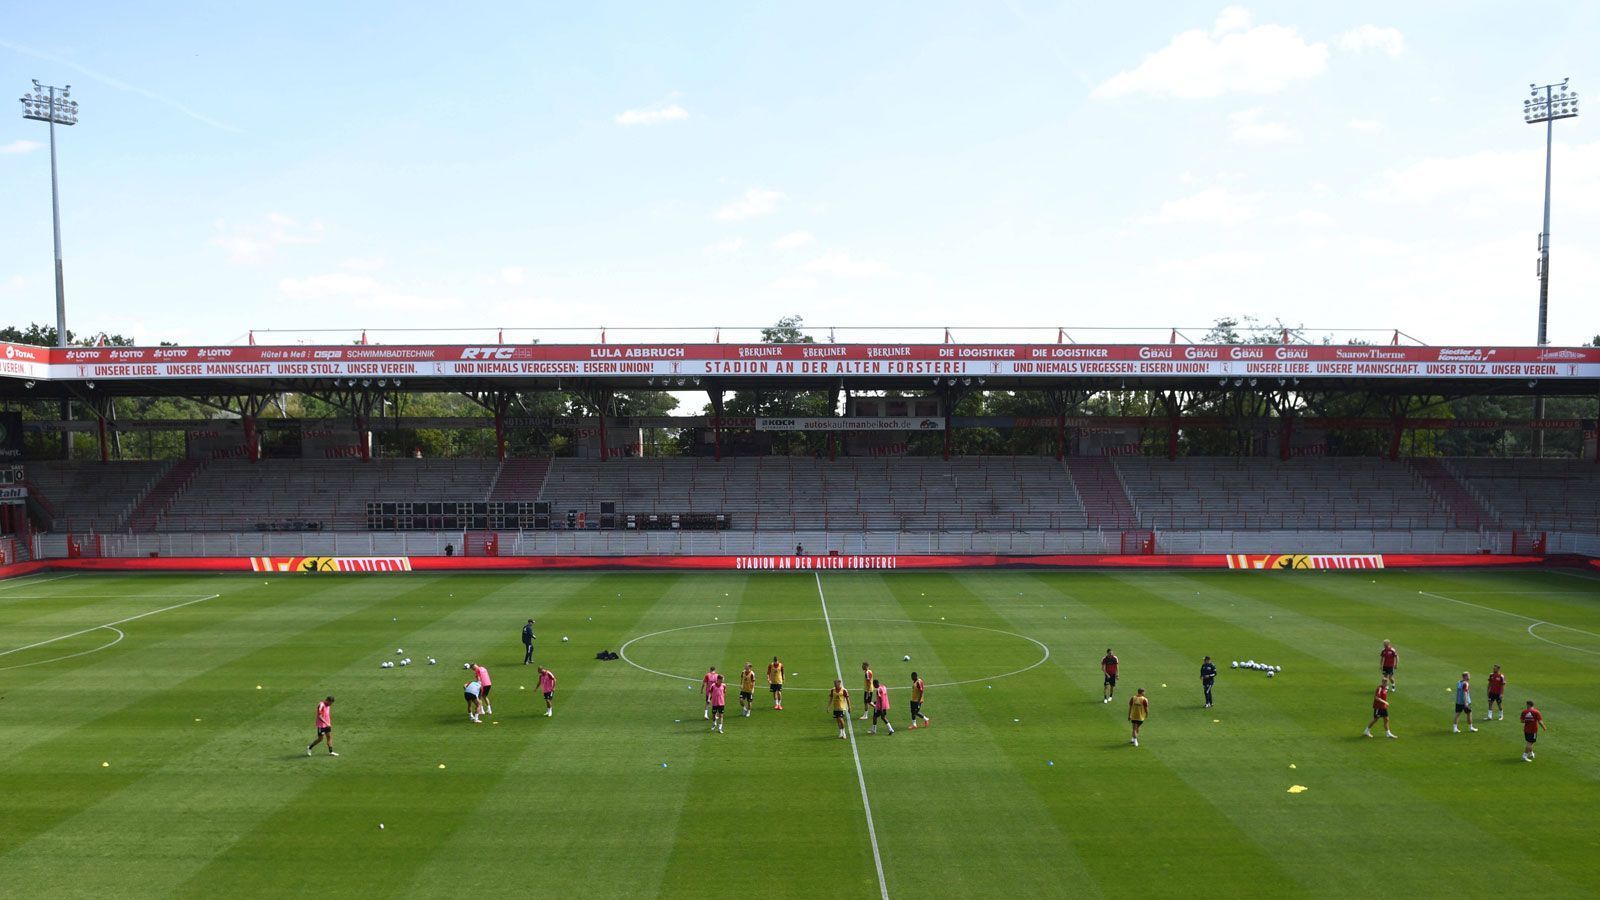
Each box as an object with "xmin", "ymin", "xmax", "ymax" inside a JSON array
[
  {"xmin": 908, "ymin": 673, "xmax": 930, "ymax": 729},
  {"xmin": 766, "ymin": 656, "xmax": 785, "ymax": 710},
  {"xmin": 739, "ymin": 663, "xmax": 757, "ymax": 718},
  {"xmin": 828, "ymin": 679, "xmax": 852, "ymax": 739},
  {"xmin": 859, "ymin": 661, "xmax": 875, "ymax": 720}
]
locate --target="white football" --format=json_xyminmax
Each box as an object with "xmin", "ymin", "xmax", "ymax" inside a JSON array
[
  {"xmin": 428, "ymin": 658, "xmax": 437, "ymax": 665},
  {"xmin": 1267, "ymin": 670, "xmax": 1276, "ymax": 678},
  {"xmin": 397, "ymin": 649, "xmax": 404, "ymax": 654},
  {"xmin": 562, "ymin": 636, "xmax": 570, "ymax": 642},
  {"xmin": 463, "ymin": 663, "xmax": 471, "ymax": 669},
  {"xmin": 902, "ymin": 655, "xmax": 910, "ymax": 662}
]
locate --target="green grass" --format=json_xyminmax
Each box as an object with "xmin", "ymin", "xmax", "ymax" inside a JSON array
[{"xmin": 2, "ymin": 567, "xmax": 1599, "ymax": 898}]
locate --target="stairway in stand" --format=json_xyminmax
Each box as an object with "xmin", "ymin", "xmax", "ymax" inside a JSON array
[
  {"xmin": 487, "ymin": 458, "xmax": 552, "ymax": 500},
  {"xmin": 1063, "ymin": 456, "xmax": 1139, "ymax": 529},
  {"xmin": 127, "ymin": 459, "xmax": 205, "ymax": 532},
  {"xmin": 1408, "ymin": 458, "xmax": 1498, "ymax": 529}
]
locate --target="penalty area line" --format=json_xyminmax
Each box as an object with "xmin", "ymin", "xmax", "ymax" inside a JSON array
[
  {"xmin": 815, "ymin": 572, "xmax": 890, "ymax": 900},
  {"xmin": 0, "ymin": 593, "xmax": 223, "ymax": 659}
]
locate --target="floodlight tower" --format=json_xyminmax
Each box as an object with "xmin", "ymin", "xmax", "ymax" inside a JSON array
[
  {"xmin": 19, "ymin": 80, "xmax": 78, "ymax": 348},
  {"xmin": 1524, "ymin": 79, "xmax": 1577, "ymax": 457},
  {"xmin": 20, "ymin": 80, "xmax": 80, "ymax": 459}
]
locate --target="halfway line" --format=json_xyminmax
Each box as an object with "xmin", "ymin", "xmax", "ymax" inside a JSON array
[
  {"xmin": 815, "ymin": 572, "xmax": 890, "ymax": 900},
  {"xmin": 0, "ymin": 593, "xmax": 223, "ymax": 658}
]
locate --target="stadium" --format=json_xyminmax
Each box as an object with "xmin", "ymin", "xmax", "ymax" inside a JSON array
[{"xmin": 4, "ymin": 7, "xmax": 1600, "ymax": 899}]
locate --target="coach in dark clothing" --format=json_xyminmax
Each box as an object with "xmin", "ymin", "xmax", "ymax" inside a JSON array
[
  {"xmin": 1200, "ymin": 656, "xmax": 1217, "ymax": 708},
  {"xmin": 522, "ymin": 619, "xmax": 536, "ymax": 665}
]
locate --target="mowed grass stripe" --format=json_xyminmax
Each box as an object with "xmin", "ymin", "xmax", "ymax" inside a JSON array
[
  {"xmin": 829, "ymin": 573, "xmax": 1103, "ymax": 898},
  {"xmin": 399, "ymin": 573, "xmax": 741, "ymax": 899},
  {"xmin": 1199, "ymin": 572, "xmax": 1600, "ymax": 721},
  {"xmin": 0, "ymin": 574, "xmax": 504, "ymax": 895},
  {"xmin": 949, "ymin": 571, "xmax": 1304, "ymax": 897},
  {"xmin": 654, "ymin": 575, "xmax": 884, "ymax": 899},
  {"xmin": 1087, "ymin": 572, "xmax": 1592, "ymax": 896},
  {"xmin": 172, "ymin": 573, "xmax": 613, "ymax": 898}
]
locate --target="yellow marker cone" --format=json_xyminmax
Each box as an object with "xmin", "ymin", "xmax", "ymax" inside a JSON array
[
  {"xmin": 1287, "ymin": 785, "xmax": 1308, "ymax": 794},
  {"xmin": 101, "ymin": 762, "xmax": 109, "ymax": 768},
  {"xmin": 438, "ymin": 763, "xmax": 447, "ymax": 769},
  {"xmin": 1289, "ymin": 764, "xmax": 1297, "ymax": 769}
]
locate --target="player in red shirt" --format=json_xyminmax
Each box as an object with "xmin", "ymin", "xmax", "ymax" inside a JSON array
[
  {"xmin": 1379, "ymin": 640, "xmax": 1398, "ymax": 691},
  {"xmin": 1363, "ymin": 682, "xmax": 1396, "ymax": 739},
  {"xmin": 1101, "ymin": 649, "xmax": 1119, "ymax": 703},
  {"xmin": 1486, "ymin": 665, "xmax": 1507, "ymax": 720},
  {"xmin": 1520, "ymin": 701, "xmax": 1546, "ymax": 762},
  {"xmin": 306, "ymin": 696, "xmax": 338, "ymax": 756}
]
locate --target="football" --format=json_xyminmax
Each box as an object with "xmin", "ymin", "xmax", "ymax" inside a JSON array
[{"xmin": 902, "ymin": 655, "xmax": 910, "ymax": 661}]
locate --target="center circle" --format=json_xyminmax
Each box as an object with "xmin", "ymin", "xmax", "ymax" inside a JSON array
[{"xmin": 618, "ymin": 617, "xmax": 1050, "ymax": 691}]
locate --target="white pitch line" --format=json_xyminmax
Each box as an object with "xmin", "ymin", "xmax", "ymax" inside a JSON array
[
  {"xmin": 0, "ymin": 593, "xmax": 221, "ymax": 658},
  {"xmin": 617, "ymin": 616, "xmax": 1049, "ymax": 692},
  {"xmin": 0, "ymin": 627, "xmax": 124, "ymax": 672},
  {"xmin": 1526, "ymin": 622, "xmax": 1600, "ymax": 657},
  {"xmin": 816, "ymin": 572, "xmax": 890, "ymax": 900},
  {"xmin": 0, "ymin": 573, "xmax": 78, "ymax": 592},
  {"xmin": 1417, "ymin": 590, "xmax": 1600, "ymax": 653}
]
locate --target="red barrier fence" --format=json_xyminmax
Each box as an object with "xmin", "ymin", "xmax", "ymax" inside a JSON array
[{"xmin": 3, "ymin": 552, "xmax": 1593, "ymax": 580}]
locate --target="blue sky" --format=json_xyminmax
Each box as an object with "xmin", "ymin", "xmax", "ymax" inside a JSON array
[{"xmin": 2, "ymin": 2, "xmax": 1599, "ymax": 347}]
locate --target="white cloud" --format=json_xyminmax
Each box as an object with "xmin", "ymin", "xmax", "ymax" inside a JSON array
[
  {"xmin": 1156, "ymin": 250, "xmax": 1266, "ymax": 277},
  {"xmin": 279, "ymin": 271, "xmax": 460, "ymax": 312},
  {"xmin": 1364, "ymin": 141, "xmax": 1600, "ymax": 217},
  {"xmin": 704, "ymin": 236, "xmax": 745, "ymax": 256},
  {"xmin": 1285, "ymin": 209, "xmax": 1334, "ymax": 227},
  {"xmin": 1140, "ymin": 187, "xmax": 1260, "ymax": 225},
  {"xmin": 500, "ymin": 266, "xmax": 526, "ymax": 285},
  {"xmin": 766, "ymin": 275, "xmax": 819, "ymax": 293},
  {"xmin": 614, "ymin": 102, "xmax": 689, "ymax": 126},
  {"xmin": 771, "ymin": 231, "xmax": 815, "ymax": 251},
  {"xmin": 1337, "ymin": 25, "xmax": 1404, "ymax": 57},
  {"xmin": 279, "ymin": 273, "xmax": 379, "ymax": 300},
  {"xmin": 1230, "ymin": 107, "xmax": 1299, "ymax": 143},
  {"xmin": 1092, "ymin": 9, "xmax": 1328, "ymax": 100},
  {"xmin": 1347, "ymin": 118, "xmax": 1383, "ymax": 133},
  {"xmin": 802, "ymin": 250, "xmax": 893, "ymax": 278},
  {"xmin": 1212, "ymin": 6, "xmax": 1252, "ymax": 35},
  {"xmin": 210, "ymin": 213, "xmax": 323, "ymax": 264},
  {"xmin": 341, "ymin": 256, "xmax": 386, "ymax": 272},
  {"xmin": 0, "ymin": 139, "xmax": 42, "ymax": 155},
  {"xmin": 716, "ymin": 188, "xmax": 785, "ymax": 221}
]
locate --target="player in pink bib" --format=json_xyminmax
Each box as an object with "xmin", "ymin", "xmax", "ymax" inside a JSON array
[
  {"xmin": 870, "ymin": 681, "xmax": 894, "ymax": 735},
  {"xmin": 710, "ymin": 675, "xmax": 728, "ymax": 733},
  {"xmin": 306, "ymin": 696, "xmax": 338, "ymax": 756},
  {"xmin": 701, "ymin": 666, "xmax": 718, "ymax": 720},
  {"xmin": 473, "ymin": 664, "xmax": 493, "ymax": 715},
  {"xmin": 538, "ymin": 667, "xmax": 557, "ymax": 717}
]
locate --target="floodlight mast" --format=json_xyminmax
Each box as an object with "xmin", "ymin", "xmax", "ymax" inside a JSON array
[
  {"xmin": 19, "ymin": 80, "xmax": 78, "ymax": 349},
  {"xmin": 1523, "ymin": 78, "xmax": 1577, "ymax": 457},
  {"xmin": 20, "ymin": 80, "xmax": 79, "ymax": 460}
]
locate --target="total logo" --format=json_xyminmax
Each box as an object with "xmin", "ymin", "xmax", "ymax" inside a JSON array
[
  {"xmin": 2, "ymin": 346, "xmax": 11, "ymax": 359},
  {"xmin": 461, "ymin": 347, "xmax": 515, "ymax": 360}
]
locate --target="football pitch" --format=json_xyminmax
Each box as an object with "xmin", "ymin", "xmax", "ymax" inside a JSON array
[{"xmin": 2, "ymin": 568, "xmax": 1598, "ymax": 898}]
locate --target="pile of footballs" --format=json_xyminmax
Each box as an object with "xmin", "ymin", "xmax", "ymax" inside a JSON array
[
  {"xmin": 380, "ymin": 648, "xmax": 437, "ymax": 669},
  {"xmin": 1232, "ymin": 659, "xmax": 1282, "ymax": 678}
]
